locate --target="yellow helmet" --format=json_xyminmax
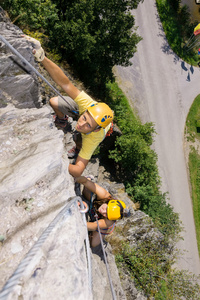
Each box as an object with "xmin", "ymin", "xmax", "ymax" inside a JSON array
[
  {"xmin": 87, "ymin": 103, "xmax": 114, "ymax": 129},
  {"xmin": 107, "ymin": 200, "xmax": 126, "ymax": 220}
]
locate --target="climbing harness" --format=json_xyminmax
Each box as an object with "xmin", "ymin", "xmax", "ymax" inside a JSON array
[
  {"xmin": 97, "ymin": 222, "xmax": 116, "ymax": 236},
  {"xmin": 88, "ymin": 192, "xmax": 95, "ymax": 221},
  {"xmin": 105, "ymin": 121, "xmax": 114, "ymax": 137},
  {"xmin": 0, "ymin": 34, "xmax": 78, "ymax": 114}
]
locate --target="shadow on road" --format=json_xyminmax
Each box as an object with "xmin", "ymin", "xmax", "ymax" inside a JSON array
[{"xmin": 181, "ymin": 61, "xmax": 188, "ymax": 71}]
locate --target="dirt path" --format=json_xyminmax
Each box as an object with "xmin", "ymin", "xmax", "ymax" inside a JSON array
[{"xmin": 114, "ymin": 0, "xmax": 200, "ymax": 275}]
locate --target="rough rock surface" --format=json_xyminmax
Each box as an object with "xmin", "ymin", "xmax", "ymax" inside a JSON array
[
  {"xmin": 0, "ymin": 13, "xmax": 40, "ymax": 108},
  {"xmin": 0, "ymin": 7, "xmax": 150, "ymax": 300}
]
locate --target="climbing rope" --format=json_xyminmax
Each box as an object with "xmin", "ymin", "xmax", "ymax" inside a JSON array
[
  {"xmin": 0, "ymin": 196, "xmax": 92, "ymax": 300},
  {"xmin": 0, "ymin": 34, "xmax": 77, "ymax": 113},
  {"xmin": 94, "ymin": 214, "xmax": 117, "ymax": 300}
]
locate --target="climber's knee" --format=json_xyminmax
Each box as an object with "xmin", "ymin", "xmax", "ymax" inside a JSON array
[{"xmin": 49, "ymin": 96, "xmax": 59, "ymax": 110}]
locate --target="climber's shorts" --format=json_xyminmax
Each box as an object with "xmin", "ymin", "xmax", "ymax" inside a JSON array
[{"xmin": 57, "ymin": 95, "xmax": 79, "ymax": 119}]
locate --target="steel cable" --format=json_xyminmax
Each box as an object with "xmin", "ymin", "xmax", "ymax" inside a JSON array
[
  {"xmin": 78, "ymin": 197, "xmax": 93, "ymax": 296},
  {"xmin": 0, "ymin": 196, "xmax": 92, "ymax": 299},
  {"xmin": 0, "ymin": 34, "xmax": 77, "ymax": 113},
  {"xmin": 95, "ymin": 215, "xmax": 117, "ymax": 300}
]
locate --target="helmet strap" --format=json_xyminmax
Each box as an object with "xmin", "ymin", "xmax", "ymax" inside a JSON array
[
  {"xmin": 93, "ymin": 125, "xmax": 101, "ymax": 132},
  {"xmin": 117, "ymin": 200, "xmax": 124, "ymax": 219}
]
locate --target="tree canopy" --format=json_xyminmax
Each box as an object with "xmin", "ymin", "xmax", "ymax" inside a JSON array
[
  {"xmin": 2, "ymin": 0, "xmax": 143, "ymax": 87},
  {"xmin": 50, "ymin": 0, "xmax": 142, "ymax": 86}
]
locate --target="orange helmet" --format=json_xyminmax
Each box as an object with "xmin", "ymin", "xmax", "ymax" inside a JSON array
[
  {"xmin": 87, "ymin": 103, "xmax": 114, "ymax": 128},
  {"xmin": 107, "ymin": 200, "xmax": 126, "ymax": 220}
]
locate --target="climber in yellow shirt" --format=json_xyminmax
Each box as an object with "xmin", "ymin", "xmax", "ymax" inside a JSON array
[{"xmin": 23, "ymin": 35, "xmax": 113, "ymax": 177}]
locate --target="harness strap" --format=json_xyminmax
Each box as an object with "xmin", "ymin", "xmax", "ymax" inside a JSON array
[
  {"xmin": 89, "ymin": 192, "xmax": 94, "ymax": 214},
  {"xmin": 96, "ymin": 222, "xmax": 116, "ymax": 235},
  {"xmin": 105, "ymin": 122, "xmax": 114, "ymax": 137}
]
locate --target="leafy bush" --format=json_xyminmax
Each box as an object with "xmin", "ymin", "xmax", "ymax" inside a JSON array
[
  {"xmin": 116, "ymin": 241, "xmax": 200, "ymax": 299},
  {"xmin": 105, "ymin": 81, "xmax": 158, "ymax": 188},
  {"xmin": 2, "ymin": 0, "xmax": 59, "ymax": 31}
]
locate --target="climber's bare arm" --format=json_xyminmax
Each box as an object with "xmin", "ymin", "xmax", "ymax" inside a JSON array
[
  {"xmin": 41, "ymin": 57, "xmax": 80, "ymax": 100},
  {"xmin": 22, "ymin": 35, "xmax": 80, "ymax": 100},
  {"xmin": 68, "ymin": 156, "xmax": 88, "ymax": 177},
  {"xmin": 75, "ymin": 176, "xmax": 111, "ymax": 199}
]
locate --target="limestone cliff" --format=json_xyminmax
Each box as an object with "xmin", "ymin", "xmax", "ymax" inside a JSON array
[{"xmin": 0, "ymin": 7, "xmax": 148, "ymax": 300}]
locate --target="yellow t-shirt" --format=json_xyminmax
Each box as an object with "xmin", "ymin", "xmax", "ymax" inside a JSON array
[{"xmin": 74, "ymin": 91, "xmax": 111, "ymax": 160}]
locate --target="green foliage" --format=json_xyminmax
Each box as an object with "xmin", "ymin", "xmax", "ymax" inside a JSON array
[
  {"xmin": 49, "ymin": 0, "xmax": 142, "ymax": 87},
  {"xmin": 167, "ymin": 0, "xmax": 180, "ymax": 13},
  {"xmin": 105, "ymin": 81, "xmax": 158, "ymax": 189},
  {"xmin": 3, "ymin": 0, "xmax": 143, "ymax": 87},
  {"xmin": 188, "ymin": 148, "xmax": 200, "ymax": 255},
  {"xmin": 116, "ymin": 241, "xmax": 200, "ymax": 299},
  {"xmin": 186, "ymin": 94, "xmax": 200, "ymax": 256},
  {"xmin": 134, "ymin": 187, "xmax": 182, "ymax": 239},
  {"xmin": 105, "ymin": 82, "xmax": 158, "ymax": 188},
  {"xmin": 116, "ymin": 241, "xmax": 169, "ymax": 297},
  {"xmin": 104, "ymin": 82, "xmax": 181, "ymax": 240},
  {"xmin": 2, "ymin": 0, "xmax": 59, "ymax": 30},
  {"xmin": 156, "ymin": 0, "xmax": 199, "ymax": 65},
  {"xmin": 185, "ymin": 94, "xmax": 200, "ymax": 142}
]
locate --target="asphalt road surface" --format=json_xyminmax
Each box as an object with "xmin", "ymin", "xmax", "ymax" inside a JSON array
[{"xmin": 114, "ymin": 0, "xmax": 200, "ymax": 275}]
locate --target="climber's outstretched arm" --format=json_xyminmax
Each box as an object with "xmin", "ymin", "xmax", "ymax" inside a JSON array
[
  {"xmin": 41, "ymin": 57, "xmax": 80, "ymax": 100},
  {"xmin": 22, "ymin": 35, "xmax": 80, "ymax": 100}
]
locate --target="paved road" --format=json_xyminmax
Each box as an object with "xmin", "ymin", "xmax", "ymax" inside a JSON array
[{"xmin": 114, "ymin": 0, "xmax": 200, "ymax": 275}]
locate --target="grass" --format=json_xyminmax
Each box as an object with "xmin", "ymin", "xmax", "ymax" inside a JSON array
[
  {"xmin": 186, "ymin": 95, "xmax": 200, "ymax": 255},
  {"xmin": 189, "ymin": 149, "xmax": 200, "ymax": 255},
  {"xmin": 186, "ymin": 95, "xmax": 200, "ymax": 142},
  {"xmin": 156, "ymin": 0, "xmax": 200, "ymax": 66}
]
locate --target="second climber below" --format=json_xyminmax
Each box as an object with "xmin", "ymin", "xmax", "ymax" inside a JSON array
[
  {"xmin": 76, "ymin": 176, "xmax": 130, "ymax": 248},
  {"xmin": 23, "ymin": 35, "xmax": 114, "ymax": 178}
]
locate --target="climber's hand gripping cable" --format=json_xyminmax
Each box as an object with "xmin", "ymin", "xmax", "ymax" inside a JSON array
[
  {"xmin": 22, "ymin": 35, "xmax": 45, "ymax": 62},
  {"xmin": 0, "ymin": 34, "xmax": 77, "ymax": 111}
]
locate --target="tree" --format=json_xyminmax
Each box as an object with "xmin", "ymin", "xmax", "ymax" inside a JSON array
[
  {"xmin": 168, "ymin": 0, "xmax": 180, "ymax": 13},
  {"xmin": 50, "ymin": 0, "xmax": 143, "ymax": 87},
  {"xmin": 2, "ymin": 0, "xmax": 58, "ymax": 30}
]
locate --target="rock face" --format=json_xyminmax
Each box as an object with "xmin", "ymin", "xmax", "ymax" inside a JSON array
[
  {"xmin": 0, "ymin": 10, "xmax": 40, "ymax": 109},
  {"xmin": 0, "ymin": 7, "xmax": 153, "ymax": 300}
]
